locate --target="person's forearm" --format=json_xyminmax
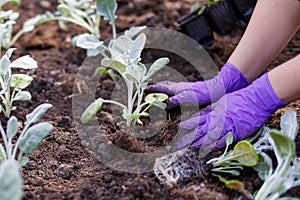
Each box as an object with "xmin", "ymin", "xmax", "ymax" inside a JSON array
[
  {"xmin": 268, "ymin": 55, "xmax": 300, "ymax": 102},
  {"xmin": 228, "ymin": 0, "xmax": 300, "ymax": 81}
]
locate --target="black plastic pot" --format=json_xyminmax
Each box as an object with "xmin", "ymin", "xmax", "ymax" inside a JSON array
[
  {"xmin": 207, "ymin": 0, "xmax": 239, "ymax": 35},
  {"xmin": 230, "ymin": 0, "xmax": 257, "ymax": 23},
  {"xmin": 177, "ymin": 9, "xmax": 214, "ymax": 48}
]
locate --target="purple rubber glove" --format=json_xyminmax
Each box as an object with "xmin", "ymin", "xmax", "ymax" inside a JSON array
[
  {"xmin": 176, "ymin": 73, "xmax": 288, "ymax": 150},
  {"xmin": 147, "ymin": 62, "xmax": 250, "ymax": 108}
]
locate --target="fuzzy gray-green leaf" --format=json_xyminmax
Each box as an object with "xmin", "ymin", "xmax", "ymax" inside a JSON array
[
  {"xmin": 81, "ymin": 98, "xmax": 103, "ymax": 124},
  {"xmin": 19, "ymin": 122, "xmax": 53, "ymax": 154},
  {"xmin": 18, "ymin": 156, "xmax": 30, "ymax": 167},
  {"xmin": 0, "ymin": 160, "xmax": 23, "ymax": 200},
  {"xmin": 147, "ymin": 57, "xmax": 169, "ymax": 79},
  {"xmin": 252, "ymin": 152, "xmax": 273, "ymax": 181},
  {"xmin": 76, "ymin": 33, "xmax": 103, "ymax": 49},
  {"xmin": 124, "ymin": 26, "xmax": 147, "ymax": 38},
  {"xmin": 102, "ymin": 58, "xmax": 126, "ymax": 74},
  {"xmin": 7, "ymin": 116, "xmax": 18, "ymax": 138},
  {"xmin": 0, "ymin": 55, "xmax": 10, "ymax": 77},
  {"xmin": 269, "ymin": 130, "xmax": 295, "ymax": 160},
  {"xmin": 25, "ymin": 103, "xmax": 53, "ymax": 126},
  {"xmin": 10, "ymin": 55, "xmax": 38, "ymax": 69},
  {"xmin": 280, "ymin": 110, "xmax": 299, "ymax": 140},
  {"xmin": 13, "ymin": 91, "xmax": 32, "ymax": 101},
  {"xmin": 96, "ymin": 0, "xmax": 117, "ymax": 22}
]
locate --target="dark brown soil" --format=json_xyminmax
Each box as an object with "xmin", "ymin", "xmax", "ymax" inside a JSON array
[{"xmin": 1, "ymin": 0, "xmax": 299, "ymax": 199}]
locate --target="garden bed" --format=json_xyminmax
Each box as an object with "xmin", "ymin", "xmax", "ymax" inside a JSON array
[{"xmin": 3, "ymin": 0, "xmax": 300, "ymax": 199}]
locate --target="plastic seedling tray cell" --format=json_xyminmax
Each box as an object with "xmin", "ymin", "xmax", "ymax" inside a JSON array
[
  {"xmin": 177, "ymin": 9, "xmax": 214, "ymax": 48},
  {"xmin": 230, "ymin": 0, "xmax": 257, "ymax": 23},
  {"xmin": 207, "ymin": 0, "xmax": 239, "ymax": 35}
]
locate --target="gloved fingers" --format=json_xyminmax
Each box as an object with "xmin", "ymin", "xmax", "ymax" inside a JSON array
[
  {"xmin": 191, "ymin": 126, "xmax": 223, "ymax": 150},
  {"xmin": 167, "ymin": 89, "xmax": 210, "ymax": 108},
  {"xmin": 178, "ymin": 114, "xmax": 207, "ymax": 130},
  {"xmin": 146, "ymin": 81, "xmax": 192, "ymax": 95},
  {"xmin": 175, "ymin": 126, "xmax": 205, "ymax": 150}
]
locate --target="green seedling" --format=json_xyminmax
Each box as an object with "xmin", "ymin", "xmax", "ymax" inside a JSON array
[
  {"xmin": 27, "ymin": 0, "xmax": 118, "ymax": 57},
  {"xmin": 207, "ymin": 0, "xmax": 222, "ymax": 7},
  {"xmin": 190, "ymin": 2, "xmax": 207, "ymax": 15},
  {"xmin": 218, "ymin": 175, "xmax": 253, "ymax": 200},
  {"xmin": 81, "ymin": 34, "xmax": 170, "ymax": 127},
  {"xmin": 0, "ymin": 103, "xmax": 53, "ymax": 200},
  {"xmin": 0, "ymin": 7, "xmax": 54, "ymax": 49},
  {"xmin": 212, "ymin": 140, "xmax": 258, "ymax": 167},
  {"xmin": 208, "ymin": 132, "xmax": 258, "ymax": 177},
  {"xmin": 0, "ymin": 48, "xmax": 37, "ymax": 117},
  {"xmin": 254, "ymin": 129, "xmax": 299, "ymax": 200},
  {"xmin": 207, "ymin": 133, "xmax": 258, "ymax": 167},
  {"xmin": 0, "ymin": 103, "xmax": 53, "ymax": 165}
]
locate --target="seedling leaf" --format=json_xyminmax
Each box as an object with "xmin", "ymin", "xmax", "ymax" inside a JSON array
[
  {"xmin": 280, "ymin": 110, "xmax": 299, "ymax": 140},
  {"xmin": 18, "ymin": 156, "xmax": 30, "ymax": 166},
  {"xmin": 19, "ymin": 122, "xmax": 53, "ymax": 154},
  {"xmin": 125, "ymin": 73, "xmax": 138, "ymax": 83},
  {"xmin": 252, "ymin": 152, "xmax": 273, "ymax": 181},
  {"xmin": 0, "ymin": 55, "xmax": 10, "ymax": 76},
  {"xmin": 232, "ymin": 140, "xmax": 258, "ymax": 166},
  {"xmin": 190, "ymin": 2, "xmax": 200, "ymax": 13},
  {"xmin": 13, "ymin": 91, "xmax": 32, "ymax": 101},
  {"xmin": 10, "ymin": 55, "xmax": 38, "ymax": 69},
  {"xmin": 7, "ymin": 116, "xmax": 18, "ymax": 138},
  {"xmin": 5, "ymin": 48, "xmax": 16, "ymax": 58},
  {"xmin": 96, "ymin": 0, "xmax": 117, "ymax": 22},
  {"xmin": 218, "ymin": 175, "xmax": 245, "ymax": 191},
  {"xmin": 269, "ymin": 129, "xmax": 295, "ymax": 160},
  {"xmin": 0, "ymin": 160, "xmax": 23, "ymax": 200},
  {"xmin": 124, "ymin": 26, "xmax": 147, "ymax": 38},
  {"xmin": 11, "ymin": 74, "xmax": 33, "ymax": 90},
  {"xmin": 145, "ymin": 93, "xmax": 168, "ymax": 103},
  {"xmin": 81, "ymin": 98, "xmax": 103, "ymax": 124},
  {"xmin": 76, "ymin": 33, "xmax": 103, "ymax": 49},
  {"xmin": 101, "ymin": 58, "xmax": 126, "ymax": 74},
  {"xmin": 25, "ymin": 103, "xmax": 53, "ymax": 126},
  {"xmin": 147, "ymin": 58, "xmax": 170, "ymax": 79}
]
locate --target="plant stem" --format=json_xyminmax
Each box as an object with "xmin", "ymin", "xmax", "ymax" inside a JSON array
[
  {"xmin": 0, "ymin": 123, "xmax": 9, "ymax": 159},
  {"xmin": 6, "ymin": 29, "xmax": 24, "ymax": 49},
  {"xmin": 102, "ymin": 99, "xmax": 126, "ymax": 110},
  {"xmin": 4, "ymin": 85, "xmax": 11, "ymax": 117},
  {"xmin": 12, "ymin": 121, "xmax": 31, "ymax": 159},
  {"xmin": 213, "ymin": 152, "xmax": 248, "ymax": 167},
  {"xmin": 94, "ymin": 16, "xmax": 101, "ymax": 38},
  {"xmin": 112, "ymin": 21, "xmax": 117, "ymax": 40}
]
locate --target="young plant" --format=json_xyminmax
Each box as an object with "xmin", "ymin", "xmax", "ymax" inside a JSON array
[
  {"xmin": 81, "ymin": 32, "xmax": 170, "ymax": 126},
  {"xmin": 25, "ymin": 0, "xmax": 117, "ymax": 57},
  {"xmin": 0, "ymin": 103, "xmax": 53, "ymax": 200},
  {"xmin": 218, "ymin": 175, "xmax": 253, "ymax": 200},
  {"xmin": 254, "ymin": 110, "xmax": 300, "ymax": 200},
  {"xmin": 207, "ymin": 132, "xmax": 259, "ymax": 176},
  {"xmin": 0, "ymin": 5, "xmax": 56, "ymax": 49},
  {"xmin": 190, "ymin": 0, "xmax": 222, "ymax": 15},
  {"xmin": 0, "ymin": 103, "xmax": 53, "ymax": 165},
  {"xmin": 0, "ymin": 48, "xmax": 37, "ymax": 117}
]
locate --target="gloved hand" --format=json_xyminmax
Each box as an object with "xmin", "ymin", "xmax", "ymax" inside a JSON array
[
  {"xmin": 176, "ymin": 73, "xmax": 288, "ymax": 150},
  {"xmin": 147, "ymin": 62, "xmax": 250, "ymax": 108}
]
